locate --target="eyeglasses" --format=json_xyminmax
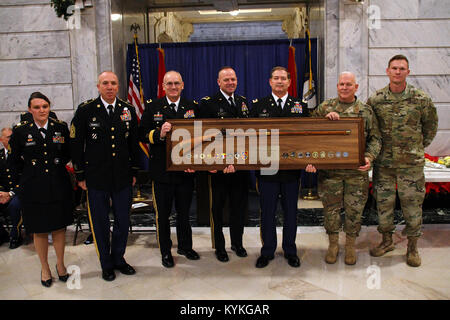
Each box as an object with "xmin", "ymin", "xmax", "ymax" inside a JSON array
[{"xmin": 164, "ymin": 82, "xmax": 182, "ymax": 87}]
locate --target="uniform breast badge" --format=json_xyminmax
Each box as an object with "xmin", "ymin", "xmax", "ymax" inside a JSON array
[
  {"xmin": 25, "ymin": 134, "xmax": 36, "ymax": 146},
  {"xmin": 120, "ymin": 107, "xmax": 132, "ymax": 121},
  {"xmin": 184, "ymin": 110, "xmax": 195, "ymax": 118},
  {"xmin": 291, "ymin": 102, "xmax": 303, "ymax": 114},
  {"xmin": 241, "ymin": 102, "xmax": 249, "ymax": 114},
  {"xmin": 154, "ymin": 112, "xmax": 163, "ymax": 123},
  {"xmin": 53, "ymin": 132, "xmax": 65, "ymax": 144}
]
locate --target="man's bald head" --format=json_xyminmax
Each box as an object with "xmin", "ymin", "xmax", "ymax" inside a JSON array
[
  {"xmin": 163, "ymin": 70, "xmax": 183, "ymax": 83},
  {"xmin": 337, "ymin": 71, "xmax": 358, "ymax": 103},
  {"xmin": 97, "ymin": 71, "xmax": 119, "ymax": 104},
  {"xmin": 163, "ymin": 70, "xmax": 184, "ymax": 102}
]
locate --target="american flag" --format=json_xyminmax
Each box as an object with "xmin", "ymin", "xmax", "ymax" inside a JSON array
[
  {"xmin": 127, "ymin": 35, "xmax": 149, "ymax": 164},
  {"xmin": 127, "ymin": 35, "xmax": 144, "ymax": 121}
]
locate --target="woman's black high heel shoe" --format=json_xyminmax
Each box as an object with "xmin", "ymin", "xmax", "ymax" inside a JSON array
[
  {"xmin": 56, "ymin": 265, "xmax": 69, "ymax": 282},
  {"xmin": 41, "ymin": 271, "xmax": 52, "ymax": 287}
]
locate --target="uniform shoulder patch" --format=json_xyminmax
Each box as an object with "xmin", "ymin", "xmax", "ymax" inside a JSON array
[
  {"xmin": 14, "ymin": 120, "xmax": 28, "ymax": 129},
  {"xmin": 79, "ymin": 98, "xmax": 95, "ymax": 107},
  {"xmin": 201, "ymin": 96, "xmax": 210, "ymax": 100},
  {"xmin": 50, "ymin": 117, "xmax": 66, "ymax": 125},
  {"xmin": 118, "ymin": 98, "xmax": 133, "ymax": 107}
]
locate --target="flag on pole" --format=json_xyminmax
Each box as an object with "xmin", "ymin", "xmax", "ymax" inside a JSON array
[
  {"xmin": 127, "ymin": 33, "xmax": 149, "ymax": 169},
  {"xmin": 302, "ymin": 29, "xmax": 317, "ymax": 109},
  {"xmin": 287, "ymin": 45, "xmax": 298, "ymax": 97},
  {"xmin": 157, "ymin": 47, "xmax": 166, "ymax": 98}
]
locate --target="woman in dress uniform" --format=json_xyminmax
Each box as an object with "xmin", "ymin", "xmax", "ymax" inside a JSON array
[{"xmin": 9, "ymin": 92, "xmax": 73, "ymax": 287}]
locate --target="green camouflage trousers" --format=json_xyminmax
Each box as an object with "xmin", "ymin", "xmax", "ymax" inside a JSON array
[
  {"xmin": 373, "ymin": 166, "xmax": 425, "ymax": 237},
  {"xmin": 318, "ymin": 170, "xmax": 369, "ymax": 236}
]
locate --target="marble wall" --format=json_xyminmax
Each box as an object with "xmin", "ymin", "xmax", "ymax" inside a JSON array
[
  {"xmin": 368, "ymin": 0, "xmax": 450, "ymax": 156},
  {"xmin": 0, "ymin": 2, "xmax": 73, "ymax": 127},
  {"xmin": 0, "ymin": 1, "xmax": 101, "ymax": 128},
  {"xmin": 324, "ymin": 0, "xmax": 450, "ymax": 156}
]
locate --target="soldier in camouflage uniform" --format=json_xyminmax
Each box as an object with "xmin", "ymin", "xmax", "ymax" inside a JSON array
[
  {"xmin": 306, "ymin": 72, "xmax": 381, "ymax": 265},
  {"xmin": 366, "ymin": 55, "xmax": 438, "ymax": 267}
]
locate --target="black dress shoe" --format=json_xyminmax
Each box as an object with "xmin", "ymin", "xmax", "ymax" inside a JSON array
[
  {"xmin": 231, "ymin": 245, "xmax": 247, "ymax": 257},
  {"xmin": 162, "ymin": 253, "xmax": 174, "ymax": 268},
  {"xmin": 84, "ymin": 233, "xmax": 93, "ymax": 245},
  {"xmin": 9, "ymin": 236, "xmax": 23, "ymax": 249},
  {"xmin": 56, "ymin": 265, "xmax": 69, "ymax": 282},
  {"xmin": 177, "ymin": 248, "xmax": 200, "ymax": 260},
  {"xmin": 284, "ymin": 254, "xmax": 300, "ymax": 268},
  {"xmin": 215, "ymin": 249, "xmax": 229, "ymax": 262},
  {"xmin": 114, "ymin": 263, "xmax": 136, "ymax": 275},
  {"xmin": 102, "ymin": 268, "xmax": 116, "ymax": 281},
  {"xmin": 41, "ymin": 271, "xmax": 52, "ymax": 287},
  {"xmin": 255, "ymin": 255, "xmax": 274, "ymax": 268}
]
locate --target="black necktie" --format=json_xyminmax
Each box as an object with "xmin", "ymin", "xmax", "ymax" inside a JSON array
[
  {"xmin": 229, "ymin": 97, "xmax": 236, "ymax": 108},
  {"xmin": 38, "ymin": 127, "xmax": 47, "ymax": 138},
  {"xmin": 277, "ymin": 98, "xmax": 283, "ymax": 113},
  {"xmin": 107, "ymin": 105, "xmax": 114, "ymax": 118},
  {"xmin": 169, "ymin": 103, "xmax": 176, "ymax": 113}
]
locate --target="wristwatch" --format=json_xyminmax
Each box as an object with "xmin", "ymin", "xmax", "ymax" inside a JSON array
[{"xmin": 8, "ymin": 191, "xmax": 15, "ymax": 198}]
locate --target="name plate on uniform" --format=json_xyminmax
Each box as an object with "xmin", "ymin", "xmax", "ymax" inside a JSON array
[{"xmin": 166, "ymin": 118, "xmax": 365, "ymax": 171}]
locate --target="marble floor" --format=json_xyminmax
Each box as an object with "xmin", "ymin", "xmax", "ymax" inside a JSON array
[{"xmin": 0, "ymin": 223, "xmax": 449, "ymax": 301}]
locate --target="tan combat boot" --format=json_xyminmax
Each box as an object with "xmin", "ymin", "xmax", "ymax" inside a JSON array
[
  {"xmin": 370, "ymin": 233, "xmax": 395, "ymax": 257},
  {"xmin": 406, "ymin": 236, "xmax": 421, "ymax": 267},
  {"xmin": 325, "ymin": 233, "xmax": 339, "ymax": 264},
  {"xmin": 344, "ymin": 234, "xmax": 357, "ymax": 265}
]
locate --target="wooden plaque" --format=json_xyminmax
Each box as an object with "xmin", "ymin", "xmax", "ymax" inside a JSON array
[{"xmin": 166, "ymin": 118, "xmax": 365, "ymax": 171}]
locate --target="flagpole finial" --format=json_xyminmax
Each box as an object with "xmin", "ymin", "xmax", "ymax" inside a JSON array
[{"xmin": 130, "ymin": 23, "xmax": 140, "ymax": 35}]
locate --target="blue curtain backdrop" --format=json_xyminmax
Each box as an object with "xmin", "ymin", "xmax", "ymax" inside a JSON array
[{"xmin": 126, "ymin": 38, "xmax": 317, "ymax": 103}]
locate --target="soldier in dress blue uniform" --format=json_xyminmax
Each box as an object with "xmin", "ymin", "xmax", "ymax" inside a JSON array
[
  {"xmin": 139, "ymin": 70, "xmax": 200, "ymax": 268},
  {"xmin": 0, "ymin": 127, "xmax": 23, "ymax": 249},
  {"xmin": 70, "ymin": 71, "xmax": 140, "ymax": 281},
  {"xmin": 199, "ymin": 66, "xmax": 250, "ymax": 262},
  {"xmin": 9, "ymin": 92, "xmax": 73, "ymax": 287},
  {"xmin": 251, "ymin": 66, "xmax": 309, "ymax": 268}
]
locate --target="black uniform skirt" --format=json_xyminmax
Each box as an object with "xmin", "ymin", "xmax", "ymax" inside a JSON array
[
  {"xmin": 19, "ymin": 170, "xmax": 74, "ymax": 234},
  {"xmin": 21, "ymin": 200, "xmax": 73, "ymax": 234}
]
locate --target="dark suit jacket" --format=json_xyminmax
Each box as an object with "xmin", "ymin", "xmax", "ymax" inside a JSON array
[
  {"xmin": 251, "ymin": 94, "xmax": 309, "ymax": 182},
  {"xmin": 9, "ymin": 117, "xmax": 72, "ymax": 204},
  {"xmin": 199, "ymin": 91, "xmax": 249, "ymax": 119},
  {"xmin": 139, "ymin": 96, "xmax": 199, "ymax": 184},
  {"xmin": 70, "ymin": 96, "xmax": 140, "ymax": 191}
]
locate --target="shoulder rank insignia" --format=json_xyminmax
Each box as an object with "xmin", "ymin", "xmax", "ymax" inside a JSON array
[
  {"xmin": 201, "ymin": 96, "xmax": 210, "ymax": 100},
  {"xmin": 252, "ymin": 99, "xmax": 258, "ymax": 103},
  {"xmin": 15, "ymin": 120, "xmax": 29, "ymax": 128},
  {"xmin": 146, "ymin": 99, "xmax": 152, "ymax": 104},
  {"xmin": 193, "ymin": 100, "xmax": 198, "ymax": 104},
  {"xmin": 80, "ymin": 98, "xmax": 95, "ymax": 107},
  {"xmin": 118, "ymin": 98, "xmax": 132, "ymax": 107},
  {"xmin": 50, "ymin": 117, "xmax": 66, "ymax": 125}
]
